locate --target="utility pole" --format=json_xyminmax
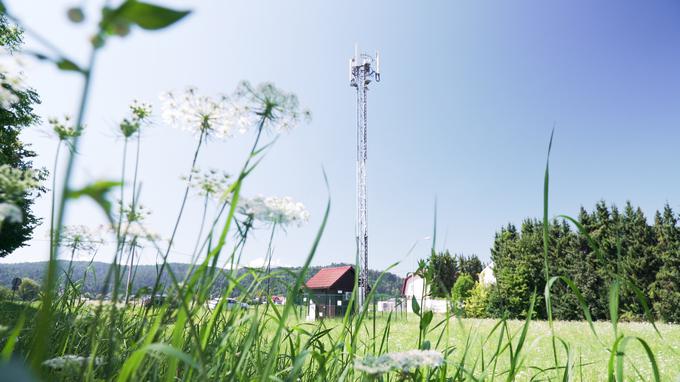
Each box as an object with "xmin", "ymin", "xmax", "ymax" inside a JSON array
[{"xmin": 349, "ymin": 46, "xmax": 380, "ymax": 312}]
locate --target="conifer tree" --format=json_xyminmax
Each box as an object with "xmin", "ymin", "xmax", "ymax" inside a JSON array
[{"xmin": 651, "ymin": 205, "xmax": 680, "ymax": 322}]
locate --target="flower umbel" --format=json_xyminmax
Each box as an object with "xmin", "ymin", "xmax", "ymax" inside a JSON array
[
  {"xmin": 160, "ymin": 88, "xmax": 249, "ymax": 139},
  {"xmin": 119, "ymin": 100, "xmax": 152, "ymax": 138},
  {"xmin": 182, "ymin": 168, "xmax": 231, "ymax": 198},
  {"xmin": 0, "ymin": 54, "xmax": 27, "ymax": 109},
  {"xmin": 354, "ymin": 350, "xmax": 444, "ymax": 376},
  {"xmin": 0, "ymin": 164, "xmax": 43, "ymax": 202},
  {"xmin": 239, "ymin": 195, "xmax": 309, "ymax": 227},
  {"xmin": 236, "ymin": 81, "xmax": 311, "ymax": 133},
  {"xmin": 42, "ymin": 355, "xmax": 103, "ymax": 374},
  {"xmin": 0, "ymin": 203, "xmax": 22, "ymax": 224},
  {"xmin": 49, "ymin": 115, "xmax": 81, "ymax": 142},
  {"xmin": 55, "ymin": 225, "xmax": 105, "ymax": 253}
]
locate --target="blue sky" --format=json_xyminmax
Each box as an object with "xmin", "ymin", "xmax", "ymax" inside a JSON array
[{"xmin": 3, "ymin": 0, "xmax": 680, "ymax": 276}]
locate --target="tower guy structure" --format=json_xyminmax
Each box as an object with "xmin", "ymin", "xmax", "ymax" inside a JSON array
[{"xmin": 349, "ymin": 47, "xmax": 380, "ymax": 311}]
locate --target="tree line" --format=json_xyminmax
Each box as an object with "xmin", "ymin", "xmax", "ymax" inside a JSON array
[{"xmin": 489, "ymin": 201, "xmax": 680, "ymax": 322}]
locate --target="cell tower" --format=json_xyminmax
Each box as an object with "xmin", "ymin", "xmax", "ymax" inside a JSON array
[{"xmin": 349, "ymin": 46, "xmax": 380, "ymax": 311}]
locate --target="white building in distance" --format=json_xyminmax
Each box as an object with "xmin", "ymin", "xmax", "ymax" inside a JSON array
[
  {"xmin": 479, "ymin": 262, "xmax": 496, "ymax": 287},
  {"xmin": 401, "ymin": 273, "xmax": 447, "ymax": 313}
]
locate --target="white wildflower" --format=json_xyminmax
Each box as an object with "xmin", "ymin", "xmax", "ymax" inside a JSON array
[
  {"xmin": 0, "ymin": 164, "xmax": 43, "ymax": 202},
  {"xmin": 42, "ymin": 354, "xmax": 103, "ymax": 371},
  {"xmin": 353, "ymin": 355, "xmax": 394, "ymax": 376},
  {"xmin": 354, "ymin": 350, "xmax": 444, "ymax": 376},
  {"xmin": 182, "ymin": 168, "xmax": 231, "ymax": 198},
  {"xmin": 0, "ymin": 203, "xmax": 22, "ymax": 224},
  {"xmin": 160, "ymin": 87, "xmax": 250, "ymax": 139},
  {"xmin": 0, "ymin": 54, "xmax": 27, "ymax": 110},
  {"xmin": 239, "ymin": 195, "xmax": 309, "ymax": 227},
  {"xmin": 54, "ymin": 225, "xmax": 105, "ymax": 253},
  {"xmin": 236, "ymin": 81, "xmax": 310, "ymax": 133}
]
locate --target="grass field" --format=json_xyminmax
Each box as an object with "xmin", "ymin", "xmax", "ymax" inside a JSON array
[
  {"xmin": 3, "ymin": 299, "xmax": 678, "ymax": 381},
  {"xmin": 327, "ymin": 315, "xmax": 680, "ymax": 381}
]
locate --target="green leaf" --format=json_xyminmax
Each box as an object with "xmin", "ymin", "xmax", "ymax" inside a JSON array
[
  {"xmin": 421, "ymin": 340, "xmax": 431, "ymax": 350},
  {"xmin": 56, "ymin": 58, "xmax": 83, "ymax": 73},
  {"xmin": 120, "ymin": 1, "xmax": 191, "ymax": 30},
  {"xmin": 609, "ymin": 279, "xmax": 620, "ymax": 337},
  {"xmin": 67, "ymin": 180, "xmax": 121, "ymax": 223},
  {"xmin": 420, "ymin": 310, "xmax": 433, "ymax": 331},
  {"xmin": 411, "ymin": 295, "xmax": 420, "ymax": 316}
]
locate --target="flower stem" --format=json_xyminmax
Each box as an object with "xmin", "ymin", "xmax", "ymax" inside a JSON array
[
  {"xmin": 49, "ymin": 142, "xmax": 62, "ymax": 258},
  {"xmin": 32, "ymin": 44, "xmax": 99, "ymax": 370},
  {"xmin": 265, "ymin": 223, "xmax": 277, "ymax": 296},
  {"xmin": 190, "ymin": 194, "xmax": 210, "ymax": 264}
]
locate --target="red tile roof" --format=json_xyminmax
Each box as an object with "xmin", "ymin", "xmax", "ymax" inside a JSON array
[{"xmin": 305, "ymin": 266, "xmax": 354, "ymax": 290}]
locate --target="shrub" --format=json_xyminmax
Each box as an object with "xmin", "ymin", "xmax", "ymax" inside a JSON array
[
  {"xmin": 464, "ymin": 282, "xmax": 490, "ymax": 318},
  {"xmin": 18, "ymin": 278, "xmax": 40, "ymax": 301},
  {"xmin": 451, "ymin": 274, "xmax": 474, "ymax": 305},
  {"xmin": 0, "ymin": 285, "xmax": 12, "ymax": 301}
]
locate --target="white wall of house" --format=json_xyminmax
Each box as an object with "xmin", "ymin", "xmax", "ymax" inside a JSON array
[
  {"xmin": 479, "ymin": 263, "xmax": 496, "ymax": 287},
  {"xmin": 402, "ymin": 274, "xmax": 448, "ymax": 313}
]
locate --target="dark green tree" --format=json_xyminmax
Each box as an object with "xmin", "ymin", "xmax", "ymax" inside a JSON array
[
  {"xmin": 457, "ymin": 254, "xmax": 483, "ymax": 279},
  {"xmin": 426, "ymin": 249, "xmax": 458, "ymax": 298},
  {"xmin": 618, "ymin": 202, "xmax": 659, "ymax": 318},
  {"xmin": 0, "ymin": 16, "xmax": 45, "ymax": 257},
  {"xmin": 651, "ymin": 205, "xmax": 680, "ymax": 322}
]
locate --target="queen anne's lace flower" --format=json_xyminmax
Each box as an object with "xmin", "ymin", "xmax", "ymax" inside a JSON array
[
  {"xmin": 239, "ymin": 195, "xmax": 309, "ymax": 227},
  {"xmin": 0, "ymin": 164, "xmax": 43, "ymax": 202},
  {"xmin": 130, "ymin": 100, "xmax": 152, "ymax": 120},
  {"xmin": 354, "ymin": 350, "xmax": 444, "ymax": 376},
  {"xmin": 236, "ymin": 81, "xmax": 311, "ymax": 133},
  {"xmin": 0, "ymin": 203, "xmax": 21, "ymax": 224},
  {"xmin": 160, "ymin": 88, "xmax": 251, "ymax": 139},
  {"xmin": 49, "ymin": 115, "xmax": 81, "ymax": 141},
  {"xmin": 42, "ymin": 355, "xmax": 103, "ymax": 371},
  {"xmin": 0, "ymin": 55, "xmax": 27, "ymax": 110},
  {"xmin": 55, "ymin": 225, "xmax": 105, "ymax": 253},
  {"xmin": 120, "ymin": 99, "xmax": 153, "ymax": 138},
  {"xmin": 182, "ymin": 168, "xmax": 231, "ymax": 197}
]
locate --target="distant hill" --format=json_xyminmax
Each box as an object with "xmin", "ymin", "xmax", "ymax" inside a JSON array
[{"xmin": 0, "ymin": 261, "xmax": 404, "ymax": 299}]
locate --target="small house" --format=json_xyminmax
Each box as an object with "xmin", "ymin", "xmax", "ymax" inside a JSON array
[{"xmin": 304, "ymin": 265, "xmax": 355, "ymax": 319}]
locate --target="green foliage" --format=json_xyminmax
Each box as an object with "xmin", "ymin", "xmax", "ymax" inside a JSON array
[
  {"xmin": 451, "ymin": 274, "xmax": 474, "ymax": 305},
  {"xmin": 66, "ymin": 180, "xmax": 122, "ymax": 224},
  {"xmin": 17, "ymin": 277, "xmax": 40, "ymax": 301},
  {"xmin": 464, "ymin": 282, "xmax": 489, "ymax": 318},
  {"xmin": 488, "ymin": 220, "xmax": 544, "ymax": 319},
  {"xmin": 0, "ymin": 286, "xmax": 12, "ymax": 301},
  {"xmin": 425, "ymin": 250, "xmax": 457, "ymax": 298},
  {"xmin": 0, "ymin": 17, "xmax": 46, "ymax": 257},
  {"xmin": 489, "ymin": 201, "xmax": 680, "ymax": 321},
  {"xmin": 651, "ymin": 205, "xmax": 680, "ymax": 323},
  {"xmin": 457, "ymin": 254, "xmax": 483, "ymax": 279},
  {"xmin": 100, "ymin": 0, "xmax": 191, "ymax": 38}
]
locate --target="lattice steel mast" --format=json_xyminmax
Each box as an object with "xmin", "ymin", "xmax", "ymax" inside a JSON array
[{"xmin": 349, "ymin": 47, "xmax": 380, "ymax": 311}]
